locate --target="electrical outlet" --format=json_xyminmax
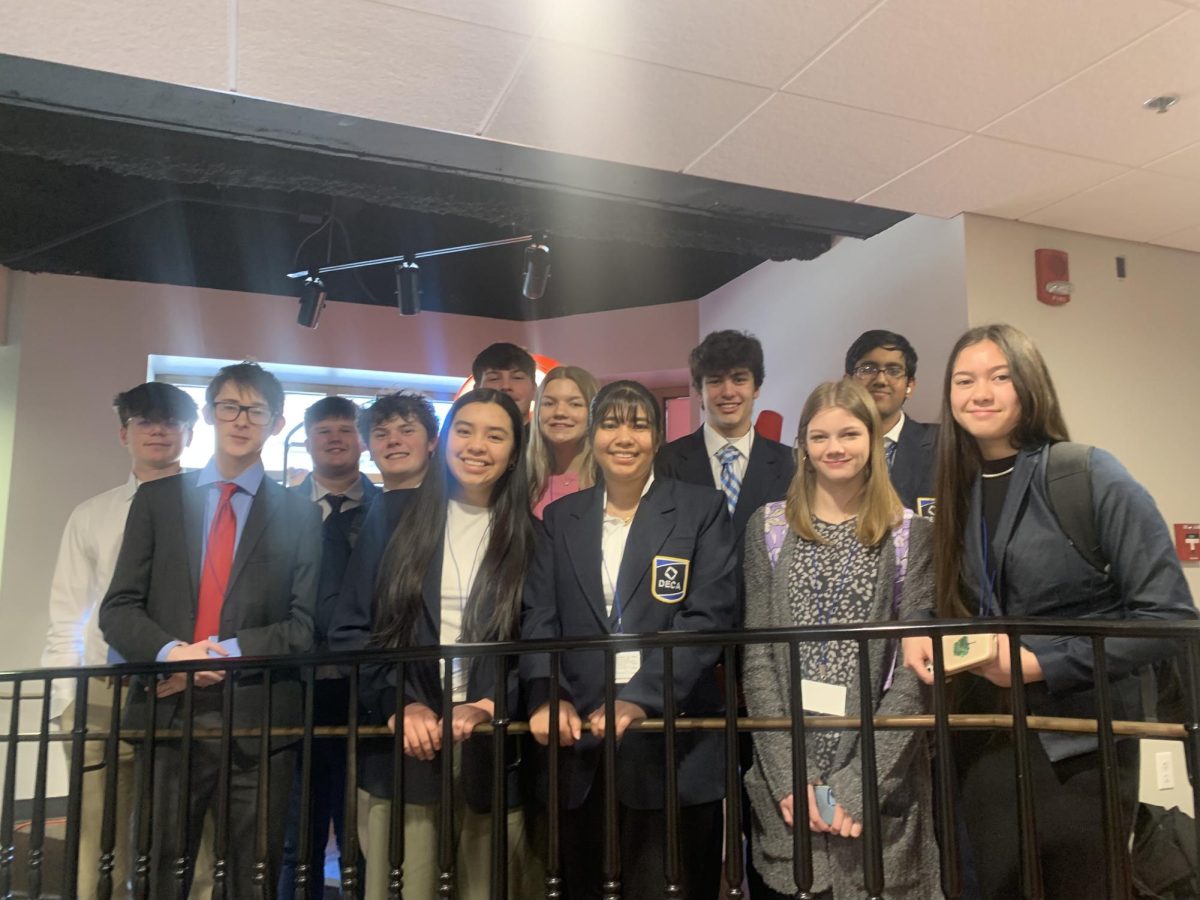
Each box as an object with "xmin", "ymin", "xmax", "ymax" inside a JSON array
[{"xmin": 1156, "ymin": 751, "xmax": 1175, "ymax": 791}]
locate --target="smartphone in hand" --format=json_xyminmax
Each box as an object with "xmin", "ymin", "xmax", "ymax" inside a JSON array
[{"xmin": 813, "ymin": 785, "xmax": 836, "ymax": 826}]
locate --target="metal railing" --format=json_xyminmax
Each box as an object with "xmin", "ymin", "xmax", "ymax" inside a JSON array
[{"xmin": 2, "ymin": 617, "xmax": 1198, "ymax": 900}]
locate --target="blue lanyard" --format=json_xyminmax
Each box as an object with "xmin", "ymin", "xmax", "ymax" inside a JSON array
[{"xmin": 978, "ymin": 516, "xmax": 1000, "ymax": 617}]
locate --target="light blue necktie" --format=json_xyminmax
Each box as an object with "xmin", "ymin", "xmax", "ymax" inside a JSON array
[
  {"xmin": 885, "ymin": 437, "xmax": 898, "ymax": 472},
  {"xmin": 717, "ymin": 444, "xmax": 741, "ymax": 517}
]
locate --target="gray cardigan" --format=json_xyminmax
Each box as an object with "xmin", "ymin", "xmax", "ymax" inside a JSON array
[{"xmin": 742, "ymin": 508, "xmax": 941, "ymax": 898}]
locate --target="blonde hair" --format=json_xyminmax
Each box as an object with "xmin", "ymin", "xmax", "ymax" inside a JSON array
[
  {"xmin": 785, "ymin": 380, "xmax": 903, "ymax": 546},
  {"xmin": 527, "ymin": 366, "xmax": 601, "ymax": 506}
]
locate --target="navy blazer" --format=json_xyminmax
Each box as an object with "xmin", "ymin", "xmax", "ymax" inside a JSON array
[
  {"xmin": 889, "ymin": 417, "xmax": 939, "ymax": 513},
  {"xmin": 960, "ymin": 443, "xmax": 1197, "ymax": 760},
  {"xmin": 655, "ymin": 426, "xmax": 795, "ymax": 536},
  {"xmin": 99, "ymin": 471, "xmax": 322, "ymax": 747},
  {"xmin": 289, "ymin": 472, "xmax": 381, "ymax": 648},
  {"xmin": 521, "ymin": 477, "xmax": 739, "ymax": 810},
  {"xmin": 327, "ymin": 490, "xmax": 523, "ymax": 809}
]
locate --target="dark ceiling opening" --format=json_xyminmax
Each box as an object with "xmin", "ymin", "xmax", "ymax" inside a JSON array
[{"xmin": 0, "ymin": 54, "xmax": 909, "ymax": 322}]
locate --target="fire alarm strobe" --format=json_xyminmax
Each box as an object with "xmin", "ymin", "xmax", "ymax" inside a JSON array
[
  {"xmin": 1175, "ymin": 524, "xmax": 1200, "ymax": 562},
  {"xmin": 1035, "ymin": 249, "xmax": 1073, "ymax": 306}
]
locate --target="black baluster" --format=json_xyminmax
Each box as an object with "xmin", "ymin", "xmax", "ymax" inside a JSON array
[
  {"xmin": 252, "ymin": 668, "xmax": 273, "ymax": 899},
  {"xmin": 212, "ymin": 673, "xmax": 235, "ymax": 900},
  {"xmin": 490, "ymin": 654, "xmax": 510, "ymax": 900},
  {"xmin": 174, "ymin": 674, "xmax": 195, "ymax": 899},
  {"xmin": 1090, "ymin": 636, "xmax": 1131, "ymax": 898},
  {"xmin": 601, "ymin": 649, "xmax": 620, "ymax": 900},
  {"xmin": 544, "ymin": 653, "xmax": 562, "ymax": 900},
  {"xmin": 132, "ymin": 681, "xmax": 158, "ymax": 900},
  {"xmin": 930, "ymin": 632, "xmax": 961, "ymax": 899},
  {"xmin": 388, "ymin": 660, "xmax": 407, "ymax": 900},
  {"xmin": 722, "ymin": 646, "xmax": 743, "ymax": 898},
  {"xmin": 62, "ymin": 675, "xmax": 89, "ymax": 899},
  {"xmin": 438, "ymin": 654, "xmax": 455, "ymax": 899},
  {"xmin": 295, "ymin": 665, "xmax": 315, "ymax": 900},
  {"xmin": 28, "ymin": 677, "xmax": 52, "ymax": 899},
  {"xmin": 1006, "ymin": 629, "xmax": 1043, "ymax": 899},
  {"xmin": 97, "ymin": 677, "xmax": 122, "ymax": 900},
  {"xmin": 787, "ymin": 642, "xmax": 814, "ymax": 897},
  {"xmin": 342, "ymin": 664, "xmax": 360, "ymax": 896},
  {"xmin": 662, "ymin": 647, "xmax": 681, "ymax": 898},
  {"xmin": 1186, "ymin": 639, "xmax": 1200, "ymax": 881},
  {"xmin": 855, "ymin": 640, "xmax": 884, "ymax": 899},
  {"xmin": 0, "ymin": 679, "xmax": 20, "ymax": 899}
]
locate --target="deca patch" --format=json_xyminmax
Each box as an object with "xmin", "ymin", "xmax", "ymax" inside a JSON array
[
  {"xmin": 916, "ymin": 497, "xmax": 937, "ymax": 518},
  {"xmin": 652, "ymin": 556, "xmax": 690, "ymax": 603}
]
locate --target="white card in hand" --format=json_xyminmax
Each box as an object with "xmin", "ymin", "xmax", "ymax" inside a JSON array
[
  {"xmin": 614, "ymin": 651, "xmax": 641, "ymax": 685},
  {"xmin": 801, "ymin": 679, "xmax": 847, "ymax": 717}
]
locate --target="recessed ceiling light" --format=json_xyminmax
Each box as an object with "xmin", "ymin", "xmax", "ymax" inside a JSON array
[{"xmin": 1143, "ymin": 95, "xmax": 1179, "ymax": 114}]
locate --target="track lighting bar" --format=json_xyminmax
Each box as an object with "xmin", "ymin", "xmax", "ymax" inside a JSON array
[{"xmin": 285, "ymin": 234, "xmax": 535, "ymax": 280}]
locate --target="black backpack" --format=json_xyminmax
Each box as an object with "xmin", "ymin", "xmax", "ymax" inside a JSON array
[{"xmin": 1132, "ymin": 803, "xmax": 1200, "ymax": 900}]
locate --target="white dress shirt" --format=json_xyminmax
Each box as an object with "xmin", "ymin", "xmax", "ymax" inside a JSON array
[
  {"xmin": 601, "ymin": 474, "xmax": 655, "ymax": 623},
  {"xmin": 440, "ymin": 499, "xmax": 492, "ymax": 701},
  {"xmin": 41, "ymin": 475, "xmax": 138, "ymax": 719},
  {"xmin": 703, "ymin": 422, "xmax": 754, "ymax": 489},
  {"xmin": 309, "ymin": 474, "xmax": 366, "ymax": 521},
  {"xmin": 883, "ymin": 411, "xmax": 907, "ymax": 447}
]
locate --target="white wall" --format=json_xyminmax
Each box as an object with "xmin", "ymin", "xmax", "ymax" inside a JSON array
[{"xmin": 698, "ymin": 213, "xmax": 970, "ymax": 440}]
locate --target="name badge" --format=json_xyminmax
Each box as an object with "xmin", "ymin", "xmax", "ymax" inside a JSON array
[
  {"xmin": 916, "ymin": 497, "xmax": 936, "ymax": 518},
  {"xmin": 651, "ymin": 556, "xmax": 690, "ymax": 603},
  {"xmin": 801, "ymin": 679, "xmax": 847, "ymax": 717},
  {"xmin": 614, "ymin": 651, "xmax": 641, "ymax": 685}
]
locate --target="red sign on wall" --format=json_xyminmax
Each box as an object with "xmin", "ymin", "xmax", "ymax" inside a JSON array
[{"xmin": 1176, "ymin": 524, "xmax": 1200, "ymax": 562}]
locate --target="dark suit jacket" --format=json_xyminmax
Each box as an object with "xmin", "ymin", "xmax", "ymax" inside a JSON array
[
  {"xmin": 99, "ymin": 470, "xmax": 322, "ymax": 746},
  {"xmin": 655, "ymin": 426, "xmax": 795, "ymax": 536},
  {"xmin": 890, "ymin": 417, "xmax": 939, "ymax": 513},
  {"xmin": 958, "ymin": 444, "xmax": 1197, "ymax": 761},
  {"xmin": 520, "ymin": 477, "xmax": 738, "ymax": 810},
  {"xmin": 289, "ymin": 472, "xmax": 381, "ymax": 648},
  {"xmin": 327, "ymin": 490, "xmax": 523, "ymax": 809}
]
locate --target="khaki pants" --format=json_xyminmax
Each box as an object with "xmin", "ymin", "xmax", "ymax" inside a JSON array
[
  {"xmin": 357, "ymin": 790, "xmax": 543, "ymax": 900},
  {"xmin": 60, "ymin": 679, "xmax": 215, "ymax": 900}
]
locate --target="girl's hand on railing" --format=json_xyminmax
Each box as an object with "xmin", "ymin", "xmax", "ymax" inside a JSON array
[
  {"xmin": 974, "ymin": 634, "xmax": 1044, "ymax": 687},
  {"xmin": 528, "ymin": 700, "xmax": 583, "ymax": 747},
  {"xmin": 902, "ymin": 636, "xmax": 935, "ymax": 685},
  {"xmin": 588, "ymin": 700, "xmax": 646, "ymax": 743},
  {"xmin": 450, "ymin": 700, "xmax": 493, "ymax": 743},
  {"xmin": 392, "ymin": 702, "xmax": 441, "ymax": 760}
]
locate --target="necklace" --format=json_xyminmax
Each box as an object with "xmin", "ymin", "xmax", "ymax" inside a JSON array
[{"xmin": 981, "ymin": 466, "xmax": 1015, "ymax": 479}]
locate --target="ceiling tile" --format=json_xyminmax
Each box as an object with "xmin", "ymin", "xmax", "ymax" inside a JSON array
[
  {"xmin": 1022, "ymin": 170, "xmax": 1200, "ymax": 241},
  {"xmin": 367, "ymin": 0, "xmax": 542, "ymax": 35},
  {"xmin": 687, "ymin": 94, "xmax": 963, "ymax": 201},
  {"xmin": 859, "ymin": 137, "xmax": 1127, "ymax": 218},
  {"xmin": 984, "ymin": 12, "xmax": 1200, "ymax": 166},
  {"xmin": 0, "ymin": 0, "xmax": 227, "ymax": 89},
  {"xmin": 1154, "ymin": 223, "xmax": 1200, "ymax": 252},
  {"xmin": 784, "ymin": 0, "xmax": 1183, "ymax": 131},
  {"xmin": 237, "ymin": 0, "xmax": 530, "ymax": 134},
  {"xmin": 483, "ymin": 41, "xmax": 770, "ymax": 172},
  {"xmin": 531, "ymin": 0, "xmax": 879, "ymax": 88},
  {"xmin": 1147, "ymin": 141, "xmax": 1200, "ymax": 180}
]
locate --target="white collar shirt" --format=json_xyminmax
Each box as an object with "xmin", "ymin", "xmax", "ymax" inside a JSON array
[
  {"xmin": 703, "ymin": 422, "xmax": 754, "ymax": 489},
  {"xmin": 310, "ymin": 474, "xmax": 366, "ymax": 521},
  {"xmin": 600, "ymin": 473, "xmax": 655, "ymax": 623},
  {"xmin": 883, "ymin": 411, "xmax": 907, "ymax": 447}
]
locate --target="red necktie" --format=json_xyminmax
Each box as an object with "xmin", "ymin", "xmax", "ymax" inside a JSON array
[{"xmin": 194, "ymin": 482, "xmax": 238, "ymax": 642}]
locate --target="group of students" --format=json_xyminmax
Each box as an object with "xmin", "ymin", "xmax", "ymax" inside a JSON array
[{"xmin": 43, "ymin": 325, "xmax": 1195, "ymax": 899}]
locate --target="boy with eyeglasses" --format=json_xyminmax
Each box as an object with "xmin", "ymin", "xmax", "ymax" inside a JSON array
[
  {"xmin": 844, "ymin": 329, "xmax": 939, "ymax": 513},
  {"xmin": 42, "ymin": 381, "xmax": 197, "ymax": 899},
  {"xmin": 100, "ymin": 362, "xmax": 322, "ymax": 897}
]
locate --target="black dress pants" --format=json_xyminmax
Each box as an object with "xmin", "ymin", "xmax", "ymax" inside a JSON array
[{"xmin": 559, "ymin": 769, "xmax": 723, "ymax": 900}]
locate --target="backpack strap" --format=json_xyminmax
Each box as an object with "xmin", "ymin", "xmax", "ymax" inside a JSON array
[
  {"xmin": 1045, "ymin": 441, "xmax": 1109, "ymax": 575},
  {"xmin": 762, "ymin": 500, "xmax": 789, "ymax": 569}
]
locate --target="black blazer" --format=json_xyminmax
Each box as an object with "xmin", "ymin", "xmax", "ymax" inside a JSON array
[
  {"xmin": 289, "ymin": 473, "xmax": 381, "ymax": 648},
  {"xmin": 99, "ymin": 471, "xmax": 322, "ymax": 745},
  {"xmin": 521, "ymin": 477, "xmax": 738, "ymax": 810},
  {"xmin": 890, "ymin": 417, "xmax": 939, "ymax": 513},
  {"xmin": 327, "ymin": 490, "xmax": 523, "ymax": 809},
  {"xmin": 655, "ymin": 426, "xmax": 795, "ymax": 536}
]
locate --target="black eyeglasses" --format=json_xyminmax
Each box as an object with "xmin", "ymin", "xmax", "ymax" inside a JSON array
[
  {"xmin": 212, "ymin": 401, "xmax": 274, "ymax": 426},
  {"xmin": 852, "ymin": 363, "xmax": 907, "ymax": 381}
]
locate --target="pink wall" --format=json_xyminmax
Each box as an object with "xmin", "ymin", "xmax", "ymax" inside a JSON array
[{"xmin": 0, "ymin": 271, "xmax": 698, "ymax": 671}]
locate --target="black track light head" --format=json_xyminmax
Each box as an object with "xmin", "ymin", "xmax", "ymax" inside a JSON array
[
  {"xmin": 396, "ymin": 259, "xmax": 420, "ymax": 316},
  {"xmin": 297, "ymin": 274, "xmax": 327, "ymax": 328},
  {"xmin": 522, "ymin": 236, "xmax": 551, "ymax": 301}
]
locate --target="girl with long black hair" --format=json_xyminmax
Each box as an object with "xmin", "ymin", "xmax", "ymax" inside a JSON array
[{"xmin": 329, "ymin": 388, "xmax": 539, "ymax": 900}]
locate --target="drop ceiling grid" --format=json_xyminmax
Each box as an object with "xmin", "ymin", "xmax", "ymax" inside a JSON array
[
  {"xmin": 236, "ymin": 0, "xmax": 532, "ymax": 134},
  {"xmin": 1148, "ymin": 142, "xmax": 1200, "ymax": 180},
  {"xmin": 1022, "ymin": 169, "xmax": 1200, "ymax": 242}
]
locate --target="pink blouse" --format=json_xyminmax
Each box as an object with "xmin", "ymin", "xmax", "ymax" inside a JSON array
[{"xmin": 533, "ymin": 472, "xmax": 583, "ymax": 519}]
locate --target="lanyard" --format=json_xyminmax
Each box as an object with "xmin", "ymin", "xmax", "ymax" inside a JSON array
[{"xmin": 978, "ymin": 516, "xmax": 1001, "ymax": 617}]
